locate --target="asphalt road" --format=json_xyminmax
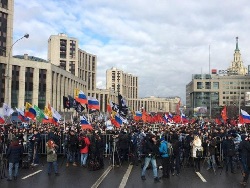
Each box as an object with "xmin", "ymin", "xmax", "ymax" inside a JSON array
[{"xmin": 0, "ymin": 156, "xmax": 246, "ymax": 188}]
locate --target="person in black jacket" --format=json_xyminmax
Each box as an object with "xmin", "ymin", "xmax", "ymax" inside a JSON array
[
  {"xmin": 65, "ymin": 130, "xmax": 78, "ymax": 167},
  {"xmin": 206, "ymin": 135, "xmax": 217, "ymax": 174},
  {"xmin": 95, "ymin": 133, "xmax": 105, "ymax": 169},
  {"xmin": 222, "ymin": 134, "xmax": 236, "ymax": 173},
  {"xmin": 6, "ymin": 137, "xmax": 23, "ymax": 181},
  {"xmin": 118, "ymin": 130, "xmax": 130, "ymax": 164},
  {"xmin": 141, "ymin": 133, "xmax": 160, "ymax": 183},
  {"xmin": 240, "ymin": 135, "xmax": 250, "ymax": 187},
  {"xmin": 29, "ymin": 129, "xmax": 41, "ymax": 166},
  {"xmin": 170, "ymin": 133, "xmax": 181, "ymax": 176},
  {"xmin": 239, "ymin": 135, "xmax": 250, "ymax": 176}
]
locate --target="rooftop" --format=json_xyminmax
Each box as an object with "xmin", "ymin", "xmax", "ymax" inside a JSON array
[{"xmin": 14, "ymin": 55, "xmax": 48, "ymax": 63}]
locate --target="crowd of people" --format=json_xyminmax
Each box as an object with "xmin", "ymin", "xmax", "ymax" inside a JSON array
[{"xmin": 0, "ymin": 120, "xmax": 250, "ymax": 186}]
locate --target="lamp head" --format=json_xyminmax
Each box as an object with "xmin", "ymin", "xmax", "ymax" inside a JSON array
[{"xmin": 24, "ymin": 34, "xmax": 29, "ymax": 38}]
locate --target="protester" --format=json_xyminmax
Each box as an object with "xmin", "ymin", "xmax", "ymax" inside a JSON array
[
  {"xmin": 29, "ymin": 129, "xmax": 41, "ymax": 166},
  {"xmin": 239, "ymin": 135, "xmax": 250, "ymax": 186},
  {"xmin": 65, "ymin": 129, "xmax": 78, "ymax": 167},
  {"xmin": 206, "ymin": 134, "xmax": 217, "ymax": 174},
  {"xmin": 141, "ymin": 133, "xmax": 160, "ymax": 183},
  {"xmin": 222, "ymin": 134, "xmax": 236, "ymax": 173},
  {"xmin": 46, "ymin": 139, "xmax": 59, "ymax": 176},
  {"xmin": 159, "ymin": 135, "xmax": 170, "ymax": 179},
  {"xmin": 79, "ymin": 132, "xmax": 90, "ymax": 167},
  {"xmin": 192, "ymin": 135, "xmax": 203, "ymax": 172},
  {"xmin": 6, "ymin": 137, "xmax": 23, "ymax": 181},
  {"xmin": 170, "ymin": 133, "xmax": 181, "ymax": 176}
]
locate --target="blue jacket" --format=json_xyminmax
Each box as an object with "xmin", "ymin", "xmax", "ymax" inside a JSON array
[{"xmin": 159, "ymin": 140, "xmax": 169, "ymax": 158}]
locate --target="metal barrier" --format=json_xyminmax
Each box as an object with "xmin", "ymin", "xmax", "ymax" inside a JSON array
[
  {"xmin": 2, "ymin": 134, "xmax": 115, "ymax": 157},
  {"xmin": 0, "ymin": 133, "xmax": 232, "ymax": 163}
]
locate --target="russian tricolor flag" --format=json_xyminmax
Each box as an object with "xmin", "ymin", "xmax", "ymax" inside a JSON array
[
  {"xmin": 25, "ymin": 107, "xmax": 37, "ymax": 120},
  {"xmin": 136, "ymin": 111, "xmax": 142, "ymax": 117},
  {"xmin": 88, "ymin": 96, "xmax": 100, "ymax": 110},
  {"xmin": 111, "ymin": 114, "xmax": 123, "ymax": 128},
  {"xmin": 75, "ymin": 90, "xmax": 87, "ymax": 104},
  {"xmin": 16, "ymin": 108, "xmax": 29, "ymax": 122},
  {"xmin": 0, "ymin": 114, "xmax": 5, "ymax": 124},
  {"xmin": 80, "ymin": 116, "xmax": 93, "ymax": 130},
  {"xmin": 240, "ymin": 109, "xmax": 250, "ymax": 123},
  {"xmin": 163, "ymin": 114, "xmax": 168, "ymax": 123},
  {"xmin": 168, "ymin": 112, "xmax": 173, "ymax": 120}
]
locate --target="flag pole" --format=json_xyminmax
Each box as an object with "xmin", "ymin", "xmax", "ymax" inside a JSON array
[{"xmin": 63, "ymin": 108, "xmax": 66, "ymax": 131}]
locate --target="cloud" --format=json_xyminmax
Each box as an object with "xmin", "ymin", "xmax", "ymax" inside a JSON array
[{"xmin": 13, "ymin": 0, "xmax": 250, "ymax": 103}]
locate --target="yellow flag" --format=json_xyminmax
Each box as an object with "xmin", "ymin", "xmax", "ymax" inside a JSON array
[
  {"xmin": 44, "ymin": 106, "xmax": 52, "ymax": 118},
  {"xmin": 25, "ymin": 102, "xmax": 32, "ymax": 111},
  {"xmin": 132, "ymin": 110, "xmax": 135, "ymax": 117},
  {"xmin": 111, "ymin": 110, "xmax": 117, "ymax": 118},
  {"xmin": 74, "ymin": 88, "xmax": 80, "ymax": 98}
]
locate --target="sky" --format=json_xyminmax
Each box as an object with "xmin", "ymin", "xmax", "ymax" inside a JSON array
[{"xmin": 13, "ymin": 0, "xmax": 250, "ymax": 104}]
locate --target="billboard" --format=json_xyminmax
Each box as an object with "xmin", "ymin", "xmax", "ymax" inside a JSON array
[
  {"xmin": 211, "ymin": 69, "xmax": 217, "ymax": 74},
  {"xmin": 194, "ymin": 106, "xmax": 207, "ymax": 113}
]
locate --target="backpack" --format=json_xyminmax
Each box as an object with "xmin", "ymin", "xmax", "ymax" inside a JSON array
[
  {"xmin": 196, "ymin": 149, "xmax": 203, "ymax": 158},
  {"xmin": 79, "ymin": 138, "xmax": 86, "ymax": 149}
]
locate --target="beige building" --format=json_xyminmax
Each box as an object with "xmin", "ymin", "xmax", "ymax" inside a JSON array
[
  {"xmin": 0, "ymin": 0, "xmax": 180, "ymax": 116},
  {"xmin": 48, "ymin": 34, "xmax": 96, "ymax": 91},
  {"xmin": 106, "ymin": 67, "xmax": 138, "ymax": 99},
  {"xmin": 106, "ymin": 67, "xmax": 180, "ymax": 113},
  {"xmin": 186, "ymin": 37, "xmax": 250, "ymax": 118},
  {"xmin": 128, "ymin": 96, "xmax": 180, "ymax": 113},
  {"xmin": 0, "ymin": 0, "xmax": 13, "ymax": 57}
]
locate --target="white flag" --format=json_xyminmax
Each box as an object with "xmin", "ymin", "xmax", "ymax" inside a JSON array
[
  {"xmin": 51, "ymin": 107, "xmax": 61, "ymax": 121},
  {"xmin": 3, "ymin": 103, "xmax": 14, "ymax": 116}
]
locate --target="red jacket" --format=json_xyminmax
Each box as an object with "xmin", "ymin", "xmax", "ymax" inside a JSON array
[{"xmin": 79, "ymin": 136, "xmax": 90, "ymax": 154}]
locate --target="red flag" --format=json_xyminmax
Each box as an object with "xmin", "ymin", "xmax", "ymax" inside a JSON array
[
  {"xmin": 239, "ymin": 115, "xmax": 244, "ymax": 124},
  {"xmin": 173, "ymin": 115, "xmax": 181, "ymax": 123},
  {"xmin": 142, "ymin": 110, "xmax": 149, "ymax": 123},
  {"xmin": 221, "ymin": 106, "xmax": 227, "ymax": 122},
  {"xmin": 215, "ymin": 118, "xmax": 222, "ymax": 125}
]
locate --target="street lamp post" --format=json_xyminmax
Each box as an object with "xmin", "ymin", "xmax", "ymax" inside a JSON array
[{"xmin": 5, "ymin": 33, "xmax": 29, "ymax": 105}]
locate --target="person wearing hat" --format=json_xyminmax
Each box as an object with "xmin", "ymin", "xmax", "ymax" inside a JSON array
[
  {"xmin": 6, "ymin": 137, "xmax": 23, "ymax": 181},
  {"xmin": 159, "ymin": 135, "xmax": 170, "ymax": 178}
]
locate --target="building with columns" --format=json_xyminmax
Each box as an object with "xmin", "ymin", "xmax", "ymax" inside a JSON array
[
  {"xmin": 186, "ymin": 37, "xmax": 250, "ymax": 118},
  {"xmin": 0, "ymin": 0, "xmax": 180, "ymax": 116}
]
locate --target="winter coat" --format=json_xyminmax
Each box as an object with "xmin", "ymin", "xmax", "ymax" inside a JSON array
[
  {"xmin": 143, "ymin": 135, "xmax": 159, "ymax": 157},
  {"xmin": 223, "ymin": 138, "xmax": 235, "ymax": 157},
  {"xmin": 68, "ymin": 134, "xmax": 79, "ymax": 152},
  {"xmin": 159, "ymin": 140, "xmax": 169, "ymax": 158},
  {"xmin": 80, "ymin": 136, "xmax": 90, "ymax": 154},
  {"xmin": 6, "ymin": 142, "xmax": 23, "ymax": 163},
  {"xmin": 118, "ymin": 133, "xmax": 130, "ymax": 150},
  {"xmin": 192, "ymin": 137, "xmax": 203, "ymax": 158},
  {"xmin": 172, "ymin": 139, "xmax": 181, "ymax": 156},
  {"xmin": 46, "ymin": 145, "xmax": 58, "ymax": 162},
  {"xmin": 239, "ymin": 140, "xmax": 250, "ymax": 158},
  {"xmin": 207, "ymin": 138, "xmax": 217, "ymax": 156}
]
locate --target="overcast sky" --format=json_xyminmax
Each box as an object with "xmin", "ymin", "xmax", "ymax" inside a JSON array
[{"xmin": 13, "ymin": 0, "xmax": 250, "ymax": 104}]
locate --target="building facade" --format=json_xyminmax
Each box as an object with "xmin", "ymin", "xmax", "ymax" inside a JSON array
[
  {"xmin": 186, "ymin": 37, "xmax": 250, "ymax": 118},
  {"xmin": 0, "ymin": 0, "xmax": 180, "ymax": 117},
  {"xmin": 106, "ymin": 67, "xmax": 138, "ymax": 99}
]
